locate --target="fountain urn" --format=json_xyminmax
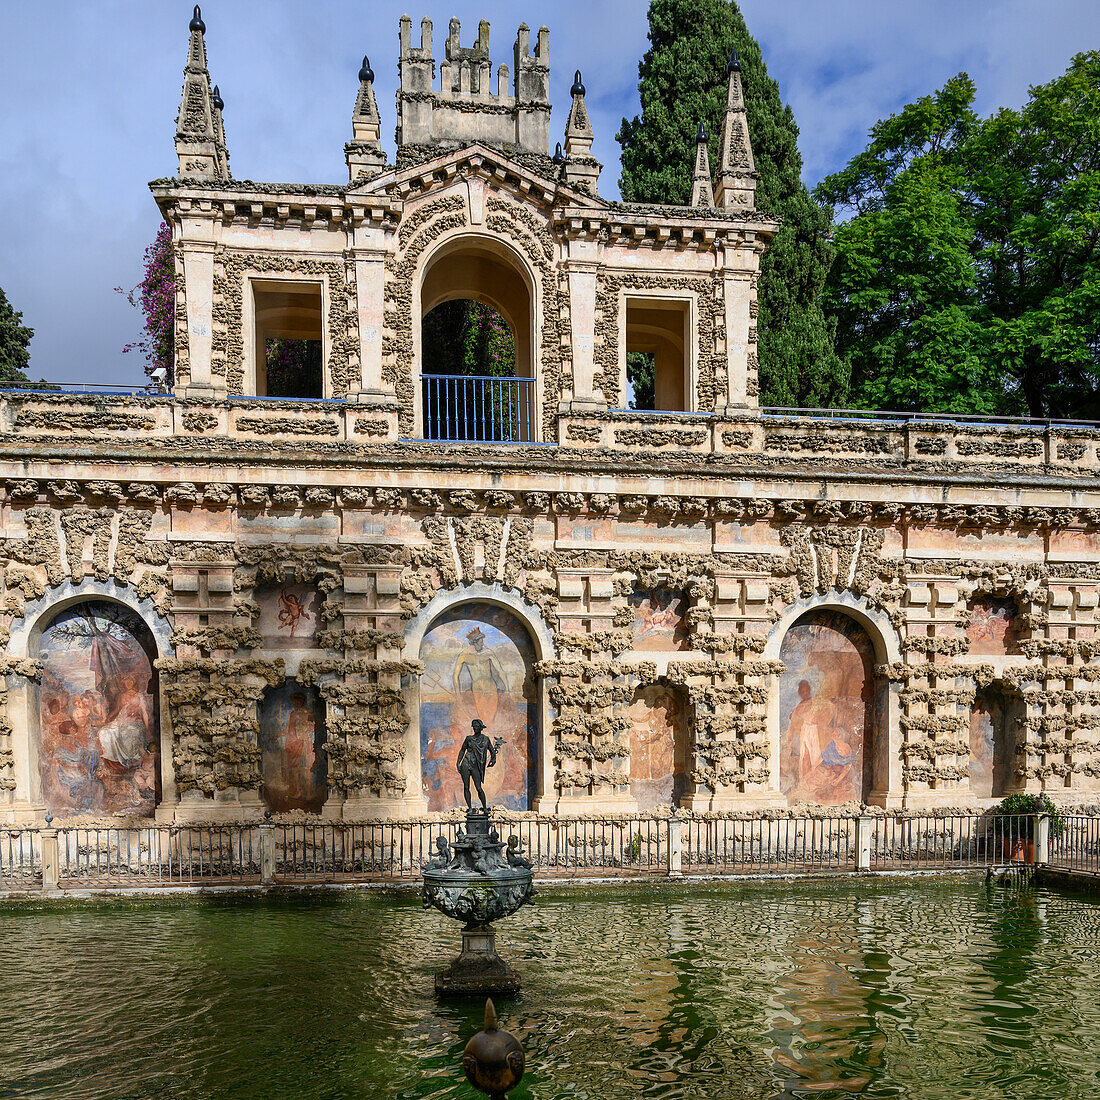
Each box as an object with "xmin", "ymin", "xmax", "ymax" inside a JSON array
[{"xmin": 422, "ymin": 809, "xmax": 535, "ymax": 995}]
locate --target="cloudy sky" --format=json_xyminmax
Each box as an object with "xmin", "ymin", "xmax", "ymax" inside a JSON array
[{"xmin": 2, "ymin": 0, "xmax": 1097, "ymax": 385}]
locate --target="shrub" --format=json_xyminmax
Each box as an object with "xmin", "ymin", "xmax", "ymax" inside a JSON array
[{"xmin": 993, "ymin": 792, "xmax": 1064, "ymax": 838}]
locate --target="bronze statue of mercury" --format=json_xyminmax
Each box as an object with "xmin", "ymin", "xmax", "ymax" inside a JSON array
[{"xmin": 456, "ymin": 718, "xmax": 499, "ymax": 809}]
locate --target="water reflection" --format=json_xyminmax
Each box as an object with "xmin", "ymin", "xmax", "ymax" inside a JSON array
[{"xmin": 0, "ymin": 880, "xmax": 1097, "ymax": 1099}]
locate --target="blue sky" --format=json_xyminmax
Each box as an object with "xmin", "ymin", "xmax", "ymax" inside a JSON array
[{"xmin": 2, "ymin": 1, "xmax": 1098, "ymax": 385}]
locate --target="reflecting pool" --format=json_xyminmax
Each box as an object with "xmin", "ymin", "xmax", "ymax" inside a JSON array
[{"xmin": 1, "ymin": 878, "xmax": 1098, "ymax": 1099}]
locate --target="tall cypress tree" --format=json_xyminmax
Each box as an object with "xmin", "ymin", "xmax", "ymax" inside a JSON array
[{"xmin": 617, "ymin": 0, "xmax": 845, "ymax": 407}]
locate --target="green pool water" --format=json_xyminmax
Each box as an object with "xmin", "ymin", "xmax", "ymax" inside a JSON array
[{"xmin": 1, "ymin": 877, "xmax": 1098, "ymax": 1099}]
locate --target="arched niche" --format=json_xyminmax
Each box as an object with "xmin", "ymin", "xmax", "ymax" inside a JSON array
[
  {"xmin": 258, "ymin": 677, "xmax": 328, "ymax": 814},
  {"xmin": 417, "ymin": 601, "xmax": 538, "ymax": 812},
  {"xmin": 5, "ymin": 581, "xmax": 175, "ymax": 820},
  {"xmin": 33, "ymin": 599, "xmax": 162, "ymax": 818},
  {"xmin": 628, "ymin": 681, "xmax": 689, "ymax": 811},
  {"xmin": 969, "ymin": 681, "xmax": 1021, "ymax": 800},
  {"xmin": 416, "ymin": 231, "xmax": 539, "ymax": 440},
  {"xmin": 404, "ymin": 585, "xmax": 550, "ymax": 818},
  {"xmin": 766, "ymin": 593, "xmax": 900, "ymax": 808}
]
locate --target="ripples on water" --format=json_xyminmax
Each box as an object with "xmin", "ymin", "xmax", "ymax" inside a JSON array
[{"xmin": 0, "ymin": 879, "xmax": 1098, "ymax": 1100}]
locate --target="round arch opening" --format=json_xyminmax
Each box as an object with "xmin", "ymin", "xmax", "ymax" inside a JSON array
[
  {"xmin": 418, "ymin": 600, "xmax": 538, "ymax": 812},
  {"xmin": 418, "ymin": 234, "xmax": 537, "ymax": 442},
  {"xmin": 34, "ymin": 599, "xmax": 161, "ymax": 818},
  {"xmin": 777, "ymin": 609, "xmax": 882, "ymax": 806}
]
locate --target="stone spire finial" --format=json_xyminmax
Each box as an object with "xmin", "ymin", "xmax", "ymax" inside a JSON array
[
  {"xmin": 346, "ymin": 53, "xmax": 386, "ymax": 181},
  {"xmin": 690, "ymin": 123, "xmax": 715, "ymax": 208},
  {"xmin": 174, "ymin": 6, "xmax": 230, "ymax": 180},
  {"xmin": 562, "ymin": 69, "xmax": 601, "ymax": 193},
  {"xmin": 714, "ymin": 47, "xmax": 757, "ymax": 210}
]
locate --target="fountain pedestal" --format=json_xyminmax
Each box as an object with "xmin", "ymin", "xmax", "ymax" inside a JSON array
[{"xmin": 422, "ymin": 809, "xmax": 535, "ymax": 996}]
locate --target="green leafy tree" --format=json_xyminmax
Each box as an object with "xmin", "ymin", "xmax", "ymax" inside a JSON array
[
  {"xmin": 422, "ymin": 301, "xmax": 516, "ymax": 378},
  {"xmin": 816, "ymin": 77, "xmax": 997, "ymax": 413},
  {"xmin": 818, "ymin": 54, "xmax": 1100, "ymax": 418},
  {"xmin": 617, "ymin": 0, "xmax": 845, "ymax": 407},
  {"xmin": 0, "ymin": 286, "xmax": 34, "ymax": 385}
]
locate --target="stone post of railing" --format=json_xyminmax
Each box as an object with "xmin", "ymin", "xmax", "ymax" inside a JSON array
[
  {"xmin": 1035, "ymin": 813, "xmax": 1050, "ymax": 866},
  {"xmin": 40, "ymin": 816, "xmax": 60, "ymax": 895},
  {"xmin": 259, "ymin": 822, "xmax": 276, "ymax": 886},
  {"xmin": 667, "ymin": 815, "xmax": 683, "ymax": 878},
  {"xmin": 855, "ymin": 816, "xmax": 872, "ymax": 872}
]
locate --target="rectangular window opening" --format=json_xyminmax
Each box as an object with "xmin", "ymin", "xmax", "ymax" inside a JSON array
[
  {"xmin": 253, "ymin": 282, "xmax": 324, "ymax": 398},
  {"xmin": 625, "ymin": 299, "xmax": 690, "ymax": 412}
]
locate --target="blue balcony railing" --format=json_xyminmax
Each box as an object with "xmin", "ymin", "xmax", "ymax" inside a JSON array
[{"xmin": 422, "ymin": 374, "xmax": 535, "ymax": 442}]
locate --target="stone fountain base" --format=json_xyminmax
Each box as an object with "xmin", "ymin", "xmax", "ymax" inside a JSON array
[
  {"xmin": 422, "ymin": 809, "xmax": 535, "ymax": 997},
  {"xmin": 435, "ymin": 924, "xmax": 521, "ymax": 995}
]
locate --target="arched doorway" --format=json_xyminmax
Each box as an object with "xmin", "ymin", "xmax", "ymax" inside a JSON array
[
  {"xmin": 35, "ymin": 600, "xmax": 160, "ymax": 817},
  {"xmin": 778, "ymin": 610, "xmax": 876, "ymax": 806},
  {"xmin": 418, "ymin": 601, "xmax": 537, "ymax": 811},
  {"xmin": 419, "ymin": 236, "xmax": 536, "ymax": 441}
]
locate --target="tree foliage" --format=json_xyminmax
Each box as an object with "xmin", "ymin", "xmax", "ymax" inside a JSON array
[
  {"xmin": 0, "ymin": 285, "xmax": 33, "ymax": 385},
  {"xmin": 818, "ymin": 53, "xmax": 1100, "ymax": 418},
  {"xmin": 120, "ymin": 222, "xmax": 175, "ymax": 386},
  {"xmin": 265, "ymin": 339, "xmax": 322, "ymax": 398},
  {"xmin": 421, "ymin": 300, "xmax": 516, "ymax": 378},
  {"xmin": 617, "ymin": 0, "xmax": 844, "ymax": 407}
]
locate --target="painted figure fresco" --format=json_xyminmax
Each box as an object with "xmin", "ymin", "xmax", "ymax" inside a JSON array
[
  {"xmin": 970, "ymin": 687, "xmax": 1013, "ymax": 798},
  {"xmin": 779, "ymin": 611, "xmax": 875, "ymax": 805},
  {"xmin": 629, "ymin": 585, "xmax": 689, "ymax": 652},
  {"xmin": 628, "ymin": 685, "xmax": 688, "ymax": 811},
  {"xmin": 967, "ymin": 598, "xmax": 1018, "ymax": 657},
  {"xmin": 256, "ymin": 584, "xmax": 321, "ymax": 650},
  {"xmin": 259, "ymin": 680, "xmax": 328, "ymax": 813},
  {"xmin": 37, "ymin": 601, "xmax": 159, "ymax": 817},
  {"xmin": 420, "ymin": 602, "xmax": 536, "ymax": 811}
]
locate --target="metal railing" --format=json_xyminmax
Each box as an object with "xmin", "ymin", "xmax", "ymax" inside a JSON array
[
  {"xmin": 0, "ymin": 382, "xmax": 160, "ymax": 397},
  {"xmin": 682, "ymin": 815, "xmax": 857, "ymax": 873},
  {"xmin": 56, "ymin": 826, "xmax": 260, "ymax": 887},
  {"xmin": 422, "ymin": 374, "xmax": 535, "ymax": 442},
  {"xmin": 868, "ymin": 814, "xmax": 1036, "ymax": 869},
  {"xmin": 1050, "ymin": 815, "xmax": 1100, "ymax": 875},
  {"xmin": 0, "ymin": 830, "xmax": 41, "ymax": 889},
  {"xmin": 1, "ymin": 813, "xmax": 1094, "ymax": 894}
]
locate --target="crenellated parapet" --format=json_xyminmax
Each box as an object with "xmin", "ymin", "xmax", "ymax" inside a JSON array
[{"xmin": 396, "ymin": 16, "xmax": 550, "ymax": 156}]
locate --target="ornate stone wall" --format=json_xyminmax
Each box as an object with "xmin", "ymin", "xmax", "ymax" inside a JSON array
[{"xmin": 1, "ymin": 449, "xmax": 1098, "ymax": 825}]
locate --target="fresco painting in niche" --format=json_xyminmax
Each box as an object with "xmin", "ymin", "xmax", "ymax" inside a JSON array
[
  {"xmin": 259, "ymin": 680, "xmax": 327, "ymax": 813},
  {"xmin": 970, "ymin": 687, "xmax": 1013, "ymax": 798},
  {"xmin": 37, "ymin": 602, "xmax": 159, "ymax": 817},
  {"xmin": 779, "ymin": 611, "xmax": 874, "ymax": 805},
  {"xmin": 256, "ymin": 584, "xmax": 321, "ymax": 650},
  {"xmin": 967, "ymin": 599, "xmax": 1018, "ymax": 656},
  {"xmin": 629, "ymin": 585, "xmax": 689, "ymax": 652},
  {"xmin": 628, "ymin": 685, "xmax": 687, "ymax": 811},
  {"xmin": 420, "ymin": 602, "xmax": 536, "ymax": 811}
]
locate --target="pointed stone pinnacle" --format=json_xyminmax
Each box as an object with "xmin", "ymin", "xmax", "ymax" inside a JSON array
[{"xmin": 189, "ymin": 5, "xmax": 205, "ymax": 34}]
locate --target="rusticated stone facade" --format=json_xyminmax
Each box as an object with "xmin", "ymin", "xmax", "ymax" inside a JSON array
[{"xmin": 2, "ymin": 13, "xmax": 1099, "ymax": 826}]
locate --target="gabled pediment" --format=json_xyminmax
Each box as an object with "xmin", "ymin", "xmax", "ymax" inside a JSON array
[{"xmin": 348, "ymin": 142, "xmax": 608, "ymax": 214}]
